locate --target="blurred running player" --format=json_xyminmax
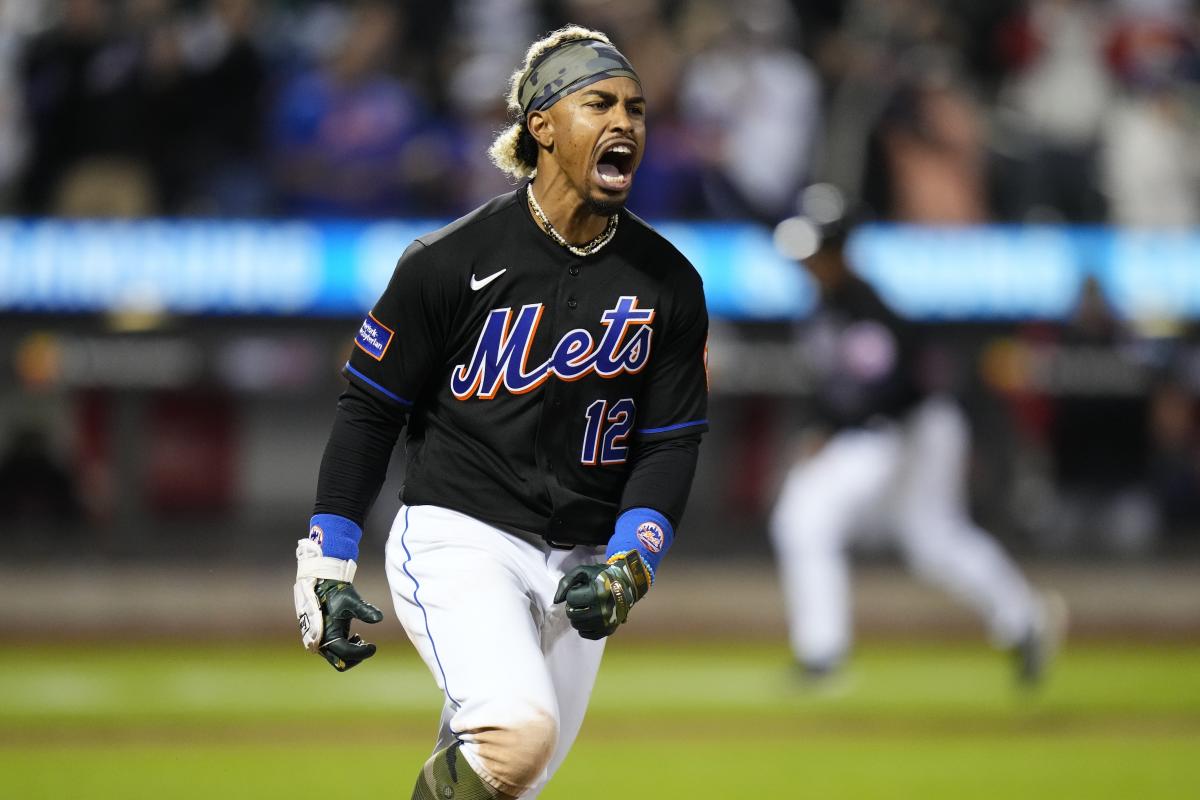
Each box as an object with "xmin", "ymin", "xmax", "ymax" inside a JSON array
[{"xmin": 770, "ymin": 212, "xmax": 1063, "ymax": 686}]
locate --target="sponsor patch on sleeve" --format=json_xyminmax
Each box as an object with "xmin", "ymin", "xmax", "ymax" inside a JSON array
[
  {"xmin": 636, "ymin": 521, "xmax": 665, "ymax": 553},
  {"xmin": 354, "ymin": 313, "xmax": 394, "ymax": 361}
]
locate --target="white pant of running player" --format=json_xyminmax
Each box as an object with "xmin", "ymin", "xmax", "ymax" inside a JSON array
[
  {"xmin": 770, "ymin": 396, "xmax": 1039, "ymax": 667},
  {"xmin": 385, "ymin": 504, "xmax": 606, "ymax": 799}
]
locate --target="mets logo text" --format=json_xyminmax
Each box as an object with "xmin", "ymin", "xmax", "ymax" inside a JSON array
[
  {"xmin": 451, "ymin": 296, "xmax": 654, "ymax": 400},
  {"xmin": 636, "ymin": 521, "xmax": 665, "ymax": 553}
]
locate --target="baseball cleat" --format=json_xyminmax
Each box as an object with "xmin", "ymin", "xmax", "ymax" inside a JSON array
[
  {"xmin": 1014, "ymin": 589, "xmax": 1068, "ymax": 687},
  {"xmin": 793, "ymin": 657, "xmax": 855, "ymax": 696}
]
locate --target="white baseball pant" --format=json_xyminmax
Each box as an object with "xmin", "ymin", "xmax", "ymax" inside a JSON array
[
  {"xmin": 385, "ymin": 504, "xmax": 606, "ymax": 799},
  {"xmin": 769, "ymin": 396, "xmax": 1039, "ymax": 666}
]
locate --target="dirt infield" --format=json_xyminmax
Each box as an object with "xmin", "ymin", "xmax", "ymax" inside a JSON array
[{"xmin": 10, "ymin": 559, "xmax": 1199, "ymax": 642}]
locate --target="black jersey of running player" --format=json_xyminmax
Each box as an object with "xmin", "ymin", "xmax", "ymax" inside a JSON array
[
  {"xmin": 803, "ymin": 273, "xmax": 924, "ymax": 430},
  {"xmin": 344, "ymin": 186, "xmax": 709, "ymax": 546}
]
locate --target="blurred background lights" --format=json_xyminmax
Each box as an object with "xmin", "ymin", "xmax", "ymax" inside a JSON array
[
  {"xmin": 800, "ymin": 182, "xmax": 847, "ymax": 226},
  {"xmin": 773, "ymin": 215, "xmax": 821, "ymax": 262}
]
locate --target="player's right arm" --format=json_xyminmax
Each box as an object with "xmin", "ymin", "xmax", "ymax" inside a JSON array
[
  {"xmin": 296, "ymin": 241, "xmax": 458, "ymax": 671},
  {"xmin": 295, "ymin": 383, "xmax": 398, "ymax": 671}
]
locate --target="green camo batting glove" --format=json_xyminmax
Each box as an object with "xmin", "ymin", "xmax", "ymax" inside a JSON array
[
  {"xmin": 554, "ymin": 551, "xmax": 652, "ymax": 640},
  {"xmin": 313, "ymin": 579, "xmax": 384, "ymax": 672}
]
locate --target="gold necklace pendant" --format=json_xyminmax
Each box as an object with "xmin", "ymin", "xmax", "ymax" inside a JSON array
[{"xmin": 527, "ymin": 185, "xmax": 618, "ymax": 257}]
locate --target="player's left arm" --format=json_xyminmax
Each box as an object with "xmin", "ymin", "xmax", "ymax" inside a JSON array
[
  {"xmin": 556, "ymin": 270, "xmax": 709, "ymax": 639},
  {"xmin": 555, "ymin": 435, "xmax": 701, "ymax": 638}
]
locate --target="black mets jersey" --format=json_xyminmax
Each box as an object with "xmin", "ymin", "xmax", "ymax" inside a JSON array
[
  {"xmin": 343, "ymin": 187, "xmax": 709, "ymax": 546},
  {"xmin": 804, "ymin": 274, "xmax": 923, "ymax": 430}
]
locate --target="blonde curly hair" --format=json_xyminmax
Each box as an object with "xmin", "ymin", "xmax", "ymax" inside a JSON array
[{"xmin": 488, "ymin": 25, "xmax": 614, "ymax": 180}]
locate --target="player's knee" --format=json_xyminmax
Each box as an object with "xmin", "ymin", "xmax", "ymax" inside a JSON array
[
  {"xmin": 772, "ymin": 500, "xmax": 841, "ymax": 554},
  {"xmin": 901, "ymin": 534, "xmax": 949, "ymax": 577},
  {"xmin": 466, "ymin": 707, "xmax": 558, "ymax": 795}
]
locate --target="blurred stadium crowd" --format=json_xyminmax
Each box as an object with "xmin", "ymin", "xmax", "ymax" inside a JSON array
[
  {"xmin": 1, "ymin": 0, "xmax": 1199, "ymax": 225},
  {"xmin": 3, "ymin": 0, "xmax": 1200, "ymax": 562}
]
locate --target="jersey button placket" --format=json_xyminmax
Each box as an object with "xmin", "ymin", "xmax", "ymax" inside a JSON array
[
  {"xmin": 568, "ymin": 264, "xmax": 581, "ymax": 277},
  {"xmin": 566, "ymin": 297, "xmax": 578, "ymax": 309}
]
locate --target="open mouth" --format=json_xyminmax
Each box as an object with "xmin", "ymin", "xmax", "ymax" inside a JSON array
[{"xmin": 594, "ymin": 141, "xmax": 636, "ymax": 192}]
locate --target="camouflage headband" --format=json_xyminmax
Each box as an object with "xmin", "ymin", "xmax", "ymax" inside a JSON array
[{"xmin": 518, "ymin": 38, "xmax": 641, "ymax": 114}]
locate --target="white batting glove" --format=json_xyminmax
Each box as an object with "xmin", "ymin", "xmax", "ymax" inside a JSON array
[{"xmin": 293, "ymin": 538, "xmax": 358, "ymax": 652}]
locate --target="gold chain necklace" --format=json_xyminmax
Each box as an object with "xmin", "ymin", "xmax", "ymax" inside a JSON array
[{"xmin": 526, "ymin": 184, "xmax": 618, "ymax": 257}]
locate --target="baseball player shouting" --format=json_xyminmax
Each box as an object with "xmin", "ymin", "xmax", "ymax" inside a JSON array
[{"xmin": 292, "ymin": 26, "xmax": 708, "ymax": 800}]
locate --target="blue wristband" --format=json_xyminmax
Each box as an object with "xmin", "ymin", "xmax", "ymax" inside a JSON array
[
  {"xmin": 605, "ymin": 507, "xmax": 674, "ymax": 582},
  {"xmin": 308, "ymin": 514, "xmax": 363, "ymax": 562}
]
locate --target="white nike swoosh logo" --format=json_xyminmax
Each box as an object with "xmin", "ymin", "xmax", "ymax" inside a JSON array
[{"xmin": 470, "ymin": 268, "xmax": 506, "ymax": 291}]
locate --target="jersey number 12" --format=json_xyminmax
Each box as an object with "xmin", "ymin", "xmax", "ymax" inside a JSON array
[{"xmin": 581, "ymin": 398, "xmax": 635, "ymax": 465}]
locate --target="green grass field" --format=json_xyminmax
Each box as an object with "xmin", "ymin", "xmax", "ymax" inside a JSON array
[{"xmin": 2, "ymin": 640, "xmax": 1198, "ymax": 798}]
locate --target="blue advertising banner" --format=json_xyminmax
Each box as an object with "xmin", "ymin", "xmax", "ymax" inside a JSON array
[{"xmin": 0, "ymin": 219, "xmax": 1197, "ymax": 321}]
